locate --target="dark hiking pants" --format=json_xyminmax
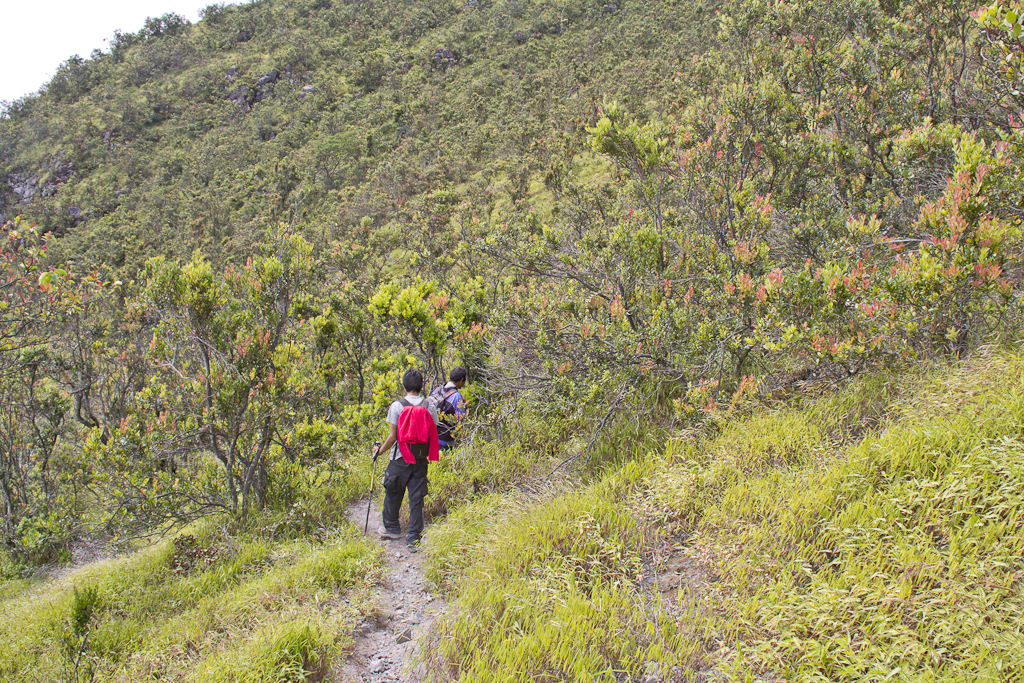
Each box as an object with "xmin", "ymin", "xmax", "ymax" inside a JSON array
[{"xmin": 381, "ymin": 456, "xmax": 429, "ymax": 543}]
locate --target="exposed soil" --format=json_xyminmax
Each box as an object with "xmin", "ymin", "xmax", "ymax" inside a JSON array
[
  {"xmin": 638, "ymin": 534, "xmax": 724, "ymax": 683},
  {"xmin": 336, "ymin": 499, "xmax": 448, "ymax": 683},
  {"xmin": 653, "ymin": 547, "xmax": 715, "ymax": 605},
  {"xmin": 44, "ymin": 535, "xmax": 116, "ymax": 581}
]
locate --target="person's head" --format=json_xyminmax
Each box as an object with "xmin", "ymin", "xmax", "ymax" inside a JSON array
[
  {"xmin": 402, "ymin": 368, "xmax": 423, "ymax": 394},
  {"xmin": 450, "ymin": 366, "xmax": 468, "ymax": 387}
]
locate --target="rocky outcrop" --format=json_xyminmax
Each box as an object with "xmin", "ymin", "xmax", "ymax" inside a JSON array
[
  {"xmin": 1, "ymin": 161, "xmax": 75, "ymax": 226},
  {"xmin": 4, "ymin": 162, "xmax": 73, "ymax": 205},
  {"xmin": 432, "ymin": 48, "xmax": 459, "ymax": 70},
  {"xmin": 7, "ymin": 173, "xmax": 39, "ymax": 204},
  {"xmin": 226, "ymin": 66, "xmax": 310, "ymax": 110}
]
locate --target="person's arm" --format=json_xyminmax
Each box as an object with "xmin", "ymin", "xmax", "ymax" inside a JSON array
[{"xmin": 376, "ymin": 422, "xmax": 398, "ymax": 457}]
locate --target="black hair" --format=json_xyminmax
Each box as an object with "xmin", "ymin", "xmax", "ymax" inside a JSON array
[
  {"xmin": 450, "ymin": 366, "xmax": 468, "ymax": 383},
  {"xmin": 403, "ymin": 368, "xmax": 423, "ymax": 393}
]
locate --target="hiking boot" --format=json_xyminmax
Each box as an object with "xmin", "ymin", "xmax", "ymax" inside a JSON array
[
  {"xmin": 377, "ymin": 527, "xmax": 402, "ymax": 540},
  {"xmin": 406, "ymin": 536, "xmax": 421, "ymax": 552}
]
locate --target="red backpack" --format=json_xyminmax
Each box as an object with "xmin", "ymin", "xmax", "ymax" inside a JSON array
[{"xmin": 396, "ymin": 398, "xmax": 439, "ymax": 464}]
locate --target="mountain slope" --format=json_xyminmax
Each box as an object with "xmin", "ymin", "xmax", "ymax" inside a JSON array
[{"xmin": 1, "ymin": 0, "xmax": 718, "ymax": 277}]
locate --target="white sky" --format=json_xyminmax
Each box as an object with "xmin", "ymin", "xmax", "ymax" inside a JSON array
[{"xmin": 2, "ymin": 0, "xmax": 203, "ymax": 103}]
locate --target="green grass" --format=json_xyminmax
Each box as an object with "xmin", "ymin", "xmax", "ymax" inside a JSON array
[
  {"xmin": 424, "ymin": 349, "xmax": 1024, "ymax": 681},
  {"xmin": 0, "ymin": 515, "xmax": 382, "ymax": 682},
  {"xmin": 424, "ymin": 456, "xmax": 688, "ymax": 682},
  {"xmin": 655, "ymin": 350, "xmax": 1024, "ymax": 681},
  {"xmin": 425, "ymin": 405, "xmax": 586, "ymax": 519}
]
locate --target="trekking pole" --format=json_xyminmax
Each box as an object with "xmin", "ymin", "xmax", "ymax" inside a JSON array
[{"xmin": 365, "ymin": 441, "xmax": 381, "ymax": 533}]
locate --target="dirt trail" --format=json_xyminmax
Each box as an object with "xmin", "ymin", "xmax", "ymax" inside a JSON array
[{"xmin": 336, "ymin": 499, "xmax": 448, "ymax": 683}]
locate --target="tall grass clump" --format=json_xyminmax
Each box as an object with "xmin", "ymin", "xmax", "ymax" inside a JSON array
[
  {"xmin": 192, "ymin": 619, "xmax": 329, "ymax": 683},
  {"xmin": 648, "ymin": 349, "xmax": 1024, "ymax": 681},
  {"xmin": 425, "ymin": 456, "xmax": 690, "ymax": 682}
]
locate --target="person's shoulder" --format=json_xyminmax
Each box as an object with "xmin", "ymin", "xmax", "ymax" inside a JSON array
[{"xmin": 396, "ymin": 395, "xmax": 428, "ymax": 411}]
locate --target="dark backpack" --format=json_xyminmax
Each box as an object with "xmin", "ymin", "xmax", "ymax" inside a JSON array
[{"xmin": 427, "ymin": 386, "xmax": 460, "ymax": 442}]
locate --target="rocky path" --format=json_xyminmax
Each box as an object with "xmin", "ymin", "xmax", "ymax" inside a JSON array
[{"xmin": 336, "ymin": 499, "xmax": 448, "ymax": 683}]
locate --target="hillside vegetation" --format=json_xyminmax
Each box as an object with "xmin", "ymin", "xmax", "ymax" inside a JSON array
[
  {"xmin": 1, "ymin": 0, "xmax": 717, "ymax": 275},
  {"xmin": 2, "ymin": 0, "xmax": 1024, "ymax": 679},
  {"xmin": 4, "ymin": 350, "xmax": 1024, "ymax": 680}
]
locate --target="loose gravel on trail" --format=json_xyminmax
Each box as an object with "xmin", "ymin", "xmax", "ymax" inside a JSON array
[{"xmin": 337, "ymin": 499, "xmax": 448, "ymax": 683}]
